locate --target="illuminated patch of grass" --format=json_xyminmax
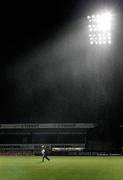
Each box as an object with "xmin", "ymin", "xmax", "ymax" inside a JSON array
[{"xmin": 0, "ymin": 156, "xmax": 123, "ymax": 180}]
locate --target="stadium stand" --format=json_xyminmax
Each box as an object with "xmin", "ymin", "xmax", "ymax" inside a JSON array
[{"xmin": 0, "ymin": 123, "xmax": 96, "ymax": 155}]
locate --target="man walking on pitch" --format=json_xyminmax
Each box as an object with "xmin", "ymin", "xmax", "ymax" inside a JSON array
[{"xmin": 41, "ymin": 145, "xmax": 50, "ymax": 162}]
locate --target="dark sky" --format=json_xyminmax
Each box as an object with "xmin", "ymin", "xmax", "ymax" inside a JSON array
[{"xmin": 0, "ymin": 0, "xmax": 123, "ymax": 142}]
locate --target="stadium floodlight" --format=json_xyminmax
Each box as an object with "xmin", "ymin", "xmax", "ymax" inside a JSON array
[{"xmin": 87, "ymin": 11, "xmax": 113, "ymax": 45}]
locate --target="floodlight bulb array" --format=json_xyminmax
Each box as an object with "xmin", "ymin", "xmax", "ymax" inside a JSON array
[{"xmin": 87, "ymin": 12, "xmax": 112, "ymax": 45}]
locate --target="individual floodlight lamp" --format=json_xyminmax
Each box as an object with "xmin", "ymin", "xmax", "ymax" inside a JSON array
[{"xmin": 87, "ymin": 11, "xmax": 113, "ymax": 45}]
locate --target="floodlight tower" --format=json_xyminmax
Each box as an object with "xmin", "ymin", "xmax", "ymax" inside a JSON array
[
  {"xmin": 86, "ymin": 11, "xmax": 113, "ymax": 130},
  {"xmin": 87, "ymin": 12, "xmax": 112, "ymax": 45}
]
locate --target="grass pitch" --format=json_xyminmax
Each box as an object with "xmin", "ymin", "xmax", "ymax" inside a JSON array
[{"xmin": 0, "ymin": 156, "xmax": 123, "ymax": 180}]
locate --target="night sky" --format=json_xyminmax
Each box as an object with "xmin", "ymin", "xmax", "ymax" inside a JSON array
[{"xmin": 0, "ymin": 0, "xmax": 123, "ymax": 141}]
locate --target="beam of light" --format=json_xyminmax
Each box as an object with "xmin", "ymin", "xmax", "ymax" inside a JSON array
[{"xmin": 87, "ymin": 11, "xmax": 113, "ymax": 45}]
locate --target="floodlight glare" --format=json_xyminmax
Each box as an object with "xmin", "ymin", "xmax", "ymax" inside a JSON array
[
  {"xmin": 87, "ymin": 16, "xmax": 91, "ymax": 19},
  {"xmin": 87, "ymin": 11, "xmax": 113, "ymax": 45},
  {"xmin": 108, "ymin": 40, "xmax": 111, "ymax": 44},
  {"xmin": 92, "ymin": 15, "xmax": 95, "ymax": 18}
]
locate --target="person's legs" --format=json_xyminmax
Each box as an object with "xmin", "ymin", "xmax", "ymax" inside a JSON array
[
  {"xmin": 42, "ymin": 154, "xmax": 45, "ymax": 162},
  {"xmin": 45, "ymin": 155, "xmax": 50, "ymax": 161}
]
